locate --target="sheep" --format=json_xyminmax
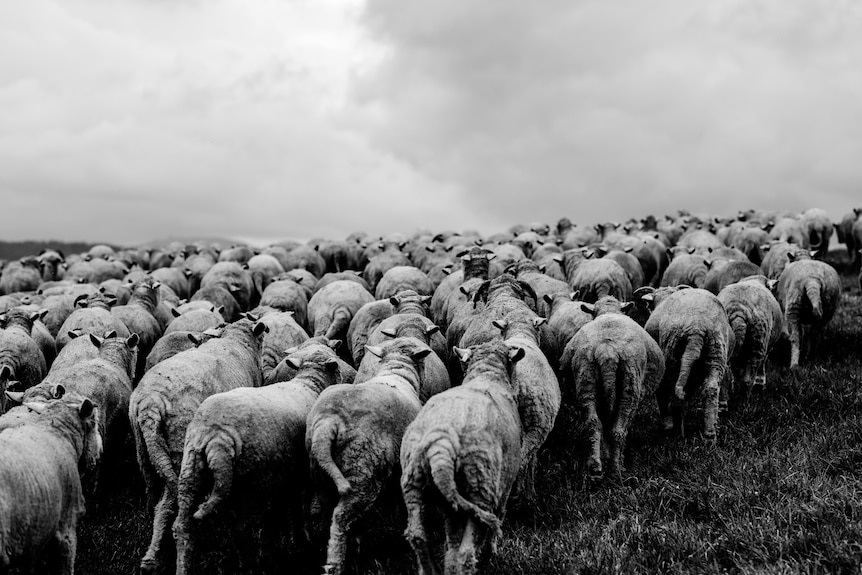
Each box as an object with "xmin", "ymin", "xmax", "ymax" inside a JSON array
[
  {"xmin": 172, "ymin": 348, "xmax": 344, "ymax": 575},
  {"xmin": 641, "ymin": 286, "xmax": 734, "ymax": 440},
  {"xmin": 435, "ymin": 247, "xmax": 495, "ymax": 331},
  {"xmin": 769, "ymin": 217, "xmax": 807, "ymax": 247},
  {"xmin": 98, "ymin": 279, "xmax": 132, "ymax": 305},
  {"xmin": 543, "ymin": 292, "xmax": 592, "ymax": 371},
  {"xmin": 660, "ymin": 253, "xmax": 710, "ymax": 288},
  {"xmin": 760, "ymin": 241, "xmax": 811, "ymax": 280},
  {"xmin": 508, "ymin": 259, "xmax": 570, "ymax": 318},
  {"xmin": 269, "ymin": 337, "xmax": 357, "ymax": 385},
  {"xmin": 283, "ymin": 245, "xmax": 327, "ymax": 279},
  {"xmin": 144, "ymin": 328, "xmax": 220, "ymax": 373},
  {"xmin": 189, "ymin": 284, "xmax": 241, "ymax": 323},
  {"xmin": 36, "ymin": 248, "xmax": 66, "ymax": 282},
  {"xmin": 1, "ymin": 306, "xmax": 55, "ymax": 372},
  {"xmin": 0, "ymin": 257, "xmax": 42, "ymax": 295},
  {"xmin": 130, "ymin": 318, "xmax": 267, "ymax": 574},
  {"xmin": 247, "ymin": 253, "xmax": 286, "ymax": 296},
  {"xmin": 491, "ymin": 308, "xmax": 561, "ymax": 502},
  {"xmin": 599, "ymin": 248, "xmax": 645, "ymax": 291},
  {"xmin": 305, "ymin": 338, "xmax": 433, "ymax": 575},
  {"xmin": 111, "ymin": 276, "xmax": 163, "ymax": 381},
  {"xmin": 200, "ymin": 261, "xmax": 256, "ymax": 312},
  {"xmin": 259, "ymin": 277, "xmax": 309, "ymax": 329},
  {"xmin": 164, "ymin": 307, "xmax": 225, "ymax": 335},
  {"xmin": 218, "ymin": 245, "xmax": 256, "ymax": 264},
  {"xmin": 347, "ymin": 290, "xmax": 433, "ymax": 365},
  {"xmin": 449, "ymin": 275, "xmax": 537, "ymax": 383},
  {"xmin": 554, "ymin": 250, "xmax": 632, "ymax": 303},
  {"xmin": 363, "ymin": 242, "xmax": 412, "ymax": 291},
  {"xmin": 717, "ymin": 276, "xmax": 784, "ymax": 396},
  {"xmin": 774, "ymin": 259, "xmax": 841, "ymax": 368},
  {"xmin": 0, "ymin": 394, "xmax": 101, "ymax": 574},
  {"xmin": 314, "ymin": 271, "xmax": 372, "ymax": 295},
  {"xmin": 317, "ymin": 240, "xmax": 355, "ymax": 274},
  {"xmin": 253, "ymin": 309, "xmax": 309, "ymax": 384},
  {"xmin": 356, "ymin": 332, "xmax": 451, "ymax": 403},
  {"xmin": 13, "ymin": 333, "xmax": 137, "ymax": 494},
  {"xmin": 149, "ymin": 267, "xmax": 193, "ymax": 300},
  {"xmin": 799, "ymin": 208, "xmax": 833, "ymax": 257},
  {"xmin": 367, "ymin": 312, "xmax": 447, "ymax": 365},
  {"xmin": 307, "ymin": 279, "xmax": 374, "ymax": 345},
  {"xmin": 49, "ymin": 329, "xmax": 101, "ymax": 374},
  {"xmin": 64, "ymin": 257, "xmax": 129, "ymax": 284},
  {"xmin": 702, "ymin": 260, "xmax": 764, "ymax": 295},
  {"xmin": 676, "ymin": 229, "xmax": 724, "ymax": 253},
  {"xmin": 0, "ymin": 310, "xmax": 48, "ymax": 411},
  {"xmin": 55, "ymin": 292, "xmax": 130, "ymax": 353},
  {"xmin": 375, "ymin": 265, "xmax": 435, "ymax": 300},
  {"xmin": 400, "ymin": 340, "xmax": 524, "ymax": 575},
  {"xmin": 565, "ymin": 297, "xmax": 664, "ymax": 481}
]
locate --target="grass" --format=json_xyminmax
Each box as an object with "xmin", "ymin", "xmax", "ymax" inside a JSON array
[{"xmin": 62, "ymin": 250, "xmax": 862, "ymax": 574}]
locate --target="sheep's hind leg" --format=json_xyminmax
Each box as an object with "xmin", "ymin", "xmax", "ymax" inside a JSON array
[
  {"xmin": 324, "ymin": 486, "xmax": 377, "ymax": 575},
  {"xmin": 141, "ymin": 487, "xmax": 176, "ymax": 575}
]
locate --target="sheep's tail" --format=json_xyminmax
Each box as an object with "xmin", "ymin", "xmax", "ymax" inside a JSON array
[
  {"xmin": 192, "ymin": 431, "xmax": 239, "ymax": 520},
  {"xmin": 727, "ymin": 309, "xmax": 748, "ymax": 358},
  {"xmin": 135, "ymin": 400, "xmax": 177, "ymax": 493},
  {"xmin": 675, "ymin": 333, "xmax": 705, "ymax": 401},
  {"xmin": 596, "ymin": 349, "xmax": 619, "ymax": 410},
  {"xmin": 310, "ymin": 418, "xmax": 351, "ymax": 496},
  {"xmin": 324, "ymin": 308, "xmax": 351, "ymax": 340},
  {"xmin": 804, "ymin": 279, "xmax": 823, "ymax": 319},
  {"xmin": 427, "ymin": 431, "xmax": 502, "ymax": 538}
]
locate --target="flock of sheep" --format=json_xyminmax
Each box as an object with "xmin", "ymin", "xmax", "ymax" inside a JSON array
[{"xmin": 0, "ymin": 206, "xmax": 859, "ymax": 575}]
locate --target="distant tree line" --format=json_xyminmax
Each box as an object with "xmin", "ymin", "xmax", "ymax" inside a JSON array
[{"xmin": 0, "ymin": 240, "xmax": 118, "ymax": 261}]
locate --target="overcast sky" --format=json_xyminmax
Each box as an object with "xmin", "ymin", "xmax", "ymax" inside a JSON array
[{"xmin": 2, "ymin": 0, "xmax": 861, "ymax": 246}]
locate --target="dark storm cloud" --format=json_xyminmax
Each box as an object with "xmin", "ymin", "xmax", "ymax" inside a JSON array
[{"xmin": 351, "ymin": 0, "xmax": 862, "ymax": 227}]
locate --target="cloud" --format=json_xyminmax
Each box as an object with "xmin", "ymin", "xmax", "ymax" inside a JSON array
[
  {"xmin": 0, "ymin": 0, "xmax": 473, "ymax": 245},
  {"xmin": 352, "ymin": 0, "xmax": 862, "ymax": 227}
]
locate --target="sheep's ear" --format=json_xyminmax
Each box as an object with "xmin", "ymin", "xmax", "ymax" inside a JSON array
[
  {"xmin": 459, "ymin": 285, "xmax": 470, "ymax": 296},
  {"xmin": 381, "ymin": 328, "xmax": 397, "ymax": 338},
  {"xmin": 188, "ymin": 333, "xmax": 202, "ymax": 346},
  {"xmin": 5, "ymin": 390, "xmax": 24, "ymax": 404},
  {"xmin": 89, "ymin": 333, "xmax": 104, "ymax": 348},
  {"xmin": 33, "ymin": 309, "xmax": 49, "ymax": 322},
  {"xmin": 24, "ymin": 401, "xmax": 48, "ymax": 414},
  {"xmin": 492, "ymin": 319, "xmax": 508, "ymax": 331},
  {"xmin": 621, "ymin": 302, "xmax": 634, "ymax": 314},
  {"xmin": 809, "ymin": 250, "xmax": 818, "ymax": 258},
  {"xmin": 704, "ymin": 260, "xmax": 713, "ymax": 269},
  {"xmin": 389, "ymin": 296, "xmax": 401, "ymax": 307},
  {"xmin": 678, "ymin": 285, "xmax": 693, "ymax": 290},
  {"xmin": 581, "ymin": 303, "xmax": 596, "ymax": 316},
  {"xmin": 485, "ymin": 253, "xmax": 497, "ymax": 261},
  {"xmin": 284, "ymin": 356, "xmax": 302, "ymax": 370},
  {"xmin": 421, "ymin": 296, "xmax": 433, "ymax": 305},
  {"xmin": 542, "ymin": 294, "xmax": 553, "ymax": 305},
  {"xmin": 74, "ymin": 294, "xmax": 88, "ymax": 308},
  {"xmin": 252, "ymin": 322, "xmax": 268, "ymax": 337},
  {"xmin": 442, "ymin": 267, "xmax": 453, "ymax": 276},
  {"xmin": 453, "ymin": 346, "xmax": 472, "ymax": 364},
  {"xmin": 327, "ymin": 339, "xmax": 342, "ymax": 351},
  {"xmin": 202, "ymin": 328, "xmax": 221, "ymax": 337},
  {"xmin": 533, "ymin": 317, "xmax": 547, "ymax": 328},
  {"xmin": 78, "ymin": 399, "xmax": 95, "ymax": 419},
  {"xmin": 152, "ymin": 280, "xmax": 162, "ymax": 290},
  {"xmin": 507, "ymin": 346, "xmax": 526, "ymax": 363},
  {"xmin": 365, "ymin": 345, "xmax": 384, "ymax": 358},
  {"xmin": 411, "ymin": 346, "xmax": 433, "ymax": 361},
  {"xmin": 184, "ymin": 269, "xmax": 194, "ymax": 278},
  {"xmin": 687, "ymin": 247, "xmax": 695, "ymax": 254},
  {"xmin": 103, "ymin": 329, "xmax": 118, "ymax": 339},
  {"xmin": 126, "ymin": 333, "xmax": 140, "ymax": 349},
  {"xmin": 67, "ymin": 329, "xmax": 83, "ymax": 340},
  {"xmin": 766, "ymin": 279, "xmax": 779, "ymax": 292},
  {"xmin": 171, "ymin": 307, "xmax": 182, "ymax": 318},
  {"xmin": 52, "ymin": 384, "xmax": 65, "ymax": 400},
  {"xmin": 538, "ymin": 265, "xmax": 546, "ymax": 273},
  {"xmin": 760, "ymin": 244, "xmax": 771, "ymax": 252},
  {"xmin": 425, "ymin": 325, "xmax": 440, "ymax": 337}
]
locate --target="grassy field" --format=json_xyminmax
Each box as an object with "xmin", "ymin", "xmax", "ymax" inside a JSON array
[{"xmin": 68, "ymin": 251, "xmax": 862, "ymax": 575}]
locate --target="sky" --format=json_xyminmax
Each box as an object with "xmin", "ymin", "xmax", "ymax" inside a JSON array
[{"xmin": 1, "ymin": 0, "xmax": 861, "ymax": 246}]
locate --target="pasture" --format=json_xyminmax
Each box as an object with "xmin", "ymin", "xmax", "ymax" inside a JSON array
[{"xmin": 68, "ymin": 249, "xmax": 862, "ymax": 575}]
